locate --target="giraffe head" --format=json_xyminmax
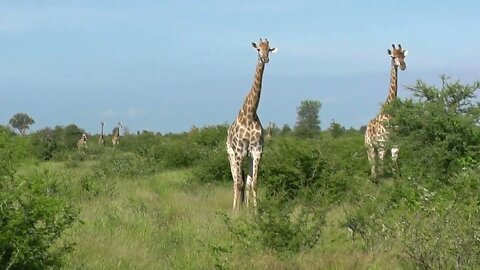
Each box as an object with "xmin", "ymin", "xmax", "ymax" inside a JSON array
[
  {"xmin": 118, "ymin": 122, "xmax": 123, "ymax": 128},
  {"xmin": 388, "ymin": 44, "xmax": 408, "ymax": 70},
  {"xmin": 251, "ymin": 38, "xmax": 277, "ymax": 64}
]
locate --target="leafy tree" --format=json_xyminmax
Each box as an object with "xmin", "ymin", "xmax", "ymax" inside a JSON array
[
  {"xmin": 294, "ymin": 100, "xmax": 321, "ymax": 138},
  {"xmin": 64, "ymin": 124, "xmax": 85, "ymax": 149},
  {"xmin": 328, "ymin": 119, "xmax": 345, "ymax": 138},
  {"xmin": 388, "ymin": 75, "xmax": 480, "ymax": 180},
  {"xmin": 9, "ymin": 112, "xmax": 35, "ymax": 135},
  {"xmin": 280, "ymin": 124, "xmax": 292, "ymax": 135}
]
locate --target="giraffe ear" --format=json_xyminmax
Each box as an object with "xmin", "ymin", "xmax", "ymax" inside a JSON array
[
  {"xmin": 387, "ymin": 49, "xmax": 392, "ymax": 55},
  {"xmin": 251, "ymin": 42, "xmax": 257, "ymax": 49},
  {"xmin": 269, "ymin": 47, "xmax": 278, "ymax": 53},
  {"xmin": 403, "ymin": 50, "xmax": 408, "ymax": 56}
]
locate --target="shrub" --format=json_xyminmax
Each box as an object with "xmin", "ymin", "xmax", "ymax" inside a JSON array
[
  {"xmin": 0, "ymin": 134, "xmax": 78, "ymax": 270},
  {"xmin": 389, "ymin": 76, "xmax": 480, "ymax": 181},
  {"xmin": 190, "ymin": 144, "xmax": 231, "ymax": 184},
  {"xmin": 256, "ymin": 195, "xmax": 327, "ymax": 255},
  {"xmin": 96, "ymin": 152, "xmax": 157, "ymax": 178},
  {"xmin": 261, "ymin": 135, "xmax": 366, "ymax": 203}
]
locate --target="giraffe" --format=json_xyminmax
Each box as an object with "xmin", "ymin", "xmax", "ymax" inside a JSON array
[
  {"xmin": 266, "ymin": 121, "xmax": 273, "ymax": 139},
  {"xmin": 77, "ymin": 133, "xmax": 88, "ymax": 154},
  {"xmin": 365, "ymin": 44, "xmax": 408, "ymax": 179},
  {"xmin": 98, "ymin": 121, "xmax": 105, "ymax": 146},
  {"xmin": 112, "ymin": 122, "xmax": 123, "ymax": 149},
  {"xmin": 226, "ymin": 38, "xmax": 277, "ymax": 212}
]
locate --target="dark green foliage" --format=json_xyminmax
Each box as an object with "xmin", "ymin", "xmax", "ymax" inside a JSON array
[
  {"xmin": 261, "ymin": 134, "xmax": 368, "ymax": 203},
  {"xmin": 261, "ymin": 137, "xmax": 325, "ymax": 200},
  {"xmin": 328, "ymin": 120, "xmax": 346, "ymax": 138},
  {"xmin": 388, "ymin": 76, "xmax": 480, "ymax": 181},
  {"xmin": 0, "ymin": 131, "xmax": 78, "ymax": 269},
  {"xmin": 294, "ymin": 100, "xmax": 322, "ymax": 138},
  {"xmin": 191, "ymin": 144, "xmax": 231, "ymax": 183},
  {"xmin": 30, "ymin": 125, "xmax": 86, "ymax": 160},
  {"xmin": 345, "ymin": 77, "xmax": 480, "ymax": 269},
  {"xmin": 31, "ymin": 127, "xmax": 57, "ymax": 160},
  {"xmin": 9, "ymin": 112, "xmax": 35, "ymax": 135},
  {"xmin": 188, "ymin": 125, "xmax": 228, "ymax": 148},
  {"xmin": 280, "ymin": 124, "xmax": 292, "ymax": 135},
  {"xmin": 219, "ymin": 192, "xmax": 327, "ymax": 257},
  {"xmin": 255, "ymin": 196, "xmax": 326, "ymax": 254},
  {"xmin": 96, "ymin": 152, "xmax": 156, "ymax": 178}
]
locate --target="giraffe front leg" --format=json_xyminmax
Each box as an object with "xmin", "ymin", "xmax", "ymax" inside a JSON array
[
  {"xmin": 391, "ymin": 146, "xmax": 400, "ymax": 176},
  {"xmin": 250, "ymin": 150, "xmax": 262, "ymax": 212},
  {"xmin": 228, "ymin": 149, "xmax": 244, "ymax": 212},
  {"xmin": 378, "ymin": 147, "xmax": 386, "ymax": 177}
]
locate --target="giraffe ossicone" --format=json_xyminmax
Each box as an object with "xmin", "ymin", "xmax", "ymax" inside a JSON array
[
  {"xmin": 365, "ymin": 43, "xmax": 408, "ymax": 179},
  {"xmin": 227, "ymin": 38, "xmax": 277, "ymax": 212}
]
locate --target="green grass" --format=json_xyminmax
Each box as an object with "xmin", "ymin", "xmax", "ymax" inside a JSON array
[{"xmin": 25, "ymin": 159, "xmax": 404, "ymax": 269}]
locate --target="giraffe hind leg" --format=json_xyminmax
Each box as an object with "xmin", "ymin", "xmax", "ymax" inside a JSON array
[{"xmin": 366, "ymin": 144, "xmax": 377, "ymax": 179}]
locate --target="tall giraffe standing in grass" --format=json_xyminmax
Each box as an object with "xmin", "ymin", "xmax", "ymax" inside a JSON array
[
  {"xmin": 227, "ymin": 38, "xmax": 277, "ymax": 212},
  {"xmin": 112, "ymin": 122, "xmax": 123, "ymax": 149},
  {"xmin": 98, "ymin": 122, "xmax": 105, "ymax": 146},
  {"xmin": 365, "ymin": 44, "xmax": 408, "ymax": 179},
  {"xmin": 77, "ymin": 133, "xmax": 88, "ymax": 154}
]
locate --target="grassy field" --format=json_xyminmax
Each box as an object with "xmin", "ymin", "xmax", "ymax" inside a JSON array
[{"xmin": 24, "ymin": 157, "xmax": 403, "ymax": 270}]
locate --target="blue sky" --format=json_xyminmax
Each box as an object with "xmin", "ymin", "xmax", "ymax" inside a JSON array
[{"xmin": 1, "ymin": 1, "xmax": 479, "ymax": 134}]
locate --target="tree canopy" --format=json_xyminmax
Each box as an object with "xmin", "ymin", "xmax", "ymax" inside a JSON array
[
  {"xmin": 294, "ymin": 100, "xmax": 322, "ymax": 138},
  {"xmin": 9, "ymin": 112, "xmax": 35, "ymax": 135}
]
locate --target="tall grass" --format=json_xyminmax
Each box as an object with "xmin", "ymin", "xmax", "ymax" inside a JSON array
[{"xmin": 38, "ymin": 158, "xmax": 403, "ymax": 269}]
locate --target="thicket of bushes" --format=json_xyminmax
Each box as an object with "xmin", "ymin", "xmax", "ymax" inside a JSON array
[{"xmin": 0, "ymin": 130, "xmax": 79, "ymax": 269}]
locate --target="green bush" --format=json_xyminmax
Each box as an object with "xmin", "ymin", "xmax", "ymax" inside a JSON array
[
  {"xmin": 256, "ymin": 196, "xmax": 327, "ymax": 254},
  {"xmin": 389, "ymin": 76, "xmax": 480, "ymax": 181},
  {"xmin": 30, "ymin": 125, "xmax": 87, "ymax": 161},
  {"xmin": 220, "ymin": 193, "xmax": 327, "ymax": 257},
  {"xmin": 187, "ymin": 125, "xmax": 228, "ymax": 148},
  {"xmin": 0, "ymin": 131, "xmax": 78, "ymax": 269},
  {"xmin": 190, "ymin": 144, "xmax": 231, "ymax": 184},
  {"xmin": 96, "ymin": 152, "xmax": 157, "ymax": 178},
  {"xmin": 261, "ymin": 135, "xmax": 366, "ymax": 203}
]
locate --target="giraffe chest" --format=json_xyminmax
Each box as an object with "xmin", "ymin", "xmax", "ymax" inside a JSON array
[{"xmin": 228, "ymin": 123, "xmax": 263, "ymax": 150}]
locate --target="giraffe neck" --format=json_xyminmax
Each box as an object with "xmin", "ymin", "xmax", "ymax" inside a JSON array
[
  {"xmin": 101, "ymin": 125, "xmax": 104, "ymax": 136},
  {"xmin": 381, "ymin": 63, "xmax": 398, "ymax": 111},
  {"xmin": 241, "ymin": 60, "xmax": 265, "ymax": 117}
]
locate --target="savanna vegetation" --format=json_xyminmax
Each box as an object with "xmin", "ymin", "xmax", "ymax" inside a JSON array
[{"xmin": 1, "ymin": 77, "xmax": 479, "ymax": 269}]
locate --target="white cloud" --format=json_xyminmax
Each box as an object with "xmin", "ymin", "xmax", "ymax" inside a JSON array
[
  {"xmin": 126, "ymin": 107, "xmax": 145, "ymax": 118},
  {"xmin": 100, "ymin": 109, "xmax": 117, "ymax": 119}
]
